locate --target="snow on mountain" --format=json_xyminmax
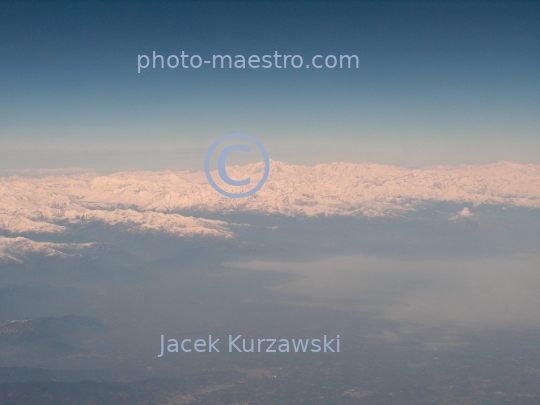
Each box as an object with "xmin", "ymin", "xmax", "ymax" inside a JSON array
[
  {"xmin": 70, "ymin": 209, "xmax": 233, "ymax": 238},
  {"xmin": 0, "ymin": 160, "xmax": 538, "ymax": 237},
  {"xmin": 0, "ymin": 236, "xmax": 95, "ymax": 263},
  {"xmin": 0, "ymin": 214, "xmax": 66, "ymax": 234},
  {"xmin": 0, "ymin": 175, "xmax": 232, "ymax": 237},
  {"xmin": 70, "ymin": 160, "xmax": 540, "ymax": 215}
]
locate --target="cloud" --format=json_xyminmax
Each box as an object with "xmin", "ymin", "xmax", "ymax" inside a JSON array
[{"xmin": 448, "ymin": 207, "xmax": 474, "ymax": 221}]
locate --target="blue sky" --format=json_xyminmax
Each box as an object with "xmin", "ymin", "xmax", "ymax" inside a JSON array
[{"xmin": 0, "ymin": 0, "xmax": 538, "ymax": 171}]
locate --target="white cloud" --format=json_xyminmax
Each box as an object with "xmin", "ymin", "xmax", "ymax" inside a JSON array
[{"xmin": 448, "ymin": 207, "xmax": 474, "ymax": 221}]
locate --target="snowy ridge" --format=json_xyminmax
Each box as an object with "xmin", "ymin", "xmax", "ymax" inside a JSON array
[
  {"xmin": 0, "ymin": 160, "xmax": 538, "ymax": 236},
  {"xmin": 0, "ymin": 236, "xmax": 95, "ymax": 263},
  {"xmin": 71, "ymin": 209, "xmax": 233, "ymax": 238},
  {"xmin": 0, "ymin": 214, "xmax": 66, "ymax": 234}
]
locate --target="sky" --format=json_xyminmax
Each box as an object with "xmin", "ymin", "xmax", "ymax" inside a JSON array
[{"xmin": 0, "ymin": 0, "xmax": 539, "ymax": 171}]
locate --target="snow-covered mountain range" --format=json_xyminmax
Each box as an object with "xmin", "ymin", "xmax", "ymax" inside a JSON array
[{"xmin": 0, "ymin": 160, "xmax": 538, "ymax": 238}]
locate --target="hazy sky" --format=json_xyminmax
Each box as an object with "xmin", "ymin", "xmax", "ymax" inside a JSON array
[{"xmin": 1, "ymin": 1, "xmax": 538, "ymax": 170}]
